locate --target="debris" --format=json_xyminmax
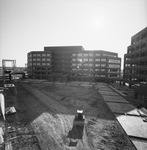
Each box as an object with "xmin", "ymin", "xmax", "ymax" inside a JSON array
[
  {"xmin": 6, "ymin": 107, "xmax": 16, "ymax": 115},
  {"xmin": 5, "ymin": 141, "xmax": 13, "ymax": 150},
  {"xmin": 4, "ymin": 84, "xmax": 15, "ymax": 88}
]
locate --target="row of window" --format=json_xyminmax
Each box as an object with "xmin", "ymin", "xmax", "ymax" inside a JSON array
[
  {"xmin": 128, "ymin": 43, "xmax": 147, "ymax": 53},
  {"xmin": 75, "ymin": 74, "xmax": 118, "ymax": 77},
  {"xmin": 72, "ymin": 53, "xmax": 98, "ymax": 57},
  {"xmin": 72, "ymin": 58, "xmax": 107, "ymax": 62},
  {"xmin": 28, "ymin": 58, "xmax": 51, "ymax": 62},
  {"xmin": 72, "ymin": 53, "xmax": 116, "ymax": 57},
  {"xmin": 28, "ymin": 53, "xmax": 51, "ymax": 57},
  {"xmin": 72, "ymin": 58, "xmax": 120, "ymax": 63},
  {"xmin": 72, "ymin": 63, "xmax": 120, "ymax": 68},
  {"xmin": 124, "ymin": 69, "xmax": 147, "ymax": 75},
  {"xmin": 28, "ymin": 53, "xmax": 117, "ymax": 58},
  {"xmin": 72, "ymin": 68, "xmax": 106, "ymax": 71},
  {"xmin": 131, "ymin": 32, "xmax": 147, "ymax": 44},
  {"xmin": 29, "ymin": 63, "xmax": 51, "ymax": 66}
]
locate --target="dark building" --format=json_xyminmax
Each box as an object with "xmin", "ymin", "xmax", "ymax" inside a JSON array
[
  {"xmin": 123, "ymin": 27, "xmax": 147, "ymax": 84},
  {"xmin": 27, "ymin": 46, "xmax": 121, "ymax": 81},
  {"xmin": 27, "ymin": 50, "xmax": 52, "ymax": 79},
  {"xmin": 44, "ymin": 46, "xmax": 84, "ymax": 73}
]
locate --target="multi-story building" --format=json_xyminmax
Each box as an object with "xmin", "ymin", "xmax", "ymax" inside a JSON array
[
  {"xmin": 71, "ymin": 50, "xmax": 121, "ymax": 81},
  {"xmin": 124, "ymin": 27, "xmax": 147, "ymax": 84},
  {"xmin": 27, "ymin": 46, "xmax": 121, "ymax": 81},
  {"xmin": 27, "ymin": 50, "xmax": 52, "ymax": 79},
  {"xmin": 44, "ymin": 46, "xmax": 84, "ymax": 74}
]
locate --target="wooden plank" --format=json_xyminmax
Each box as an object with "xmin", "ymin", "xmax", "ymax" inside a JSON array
[
  {"xmin": 108, "ymin": 85, "xmax": 127, "ymax": 97},
  {"xmin": 99, "ymin": 91, "xmax": 119, "ymax": 96},
  {"xmin": 130, "ymin": 138, "xmax": 147, "ymax": 150},
  {"xmin": 125, "ymin": 109, "xmax": 147, "ymax": 117},
  {"xmin": 102, "ymin": 95, "xmax": 129, "ymax": 103},
  {"xmin": 106, "ymin": 102, "xmax": 135, "ymax": 114},
  {"xmin": 116, "ymin": 115, "xmax": 147, "ymax": 139}
]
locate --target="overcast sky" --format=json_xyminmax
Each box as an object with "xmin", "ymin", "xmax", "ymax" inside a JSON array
[{"xmin": 0, "ymin": 0, "xmax": 147, "ymax": 68}]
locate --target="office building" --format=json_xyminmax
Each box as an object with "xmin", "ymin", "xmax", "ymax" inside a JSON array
[
  {"xmin": 27, "ymin": 46, "xmax": 121, "ymax": 81},
  {"xmin": 124, "ymin": 27, "xmax": 147, "ymax": 84}
]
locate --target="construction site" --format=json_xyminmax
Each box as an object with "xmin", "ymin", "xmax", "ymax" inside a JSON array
[{"xmin": 0, "ymin": 60, "xmax": 147, "ymax": 150}]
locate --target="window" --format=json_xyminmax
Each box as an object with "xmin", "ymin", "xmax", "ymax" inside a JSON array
[
  {"xmin": 42, "ymin": 54, "xmax": 46, "ymax": 57},
  {"xmin": 83, "ymin": 68, "xmax": 88, "ymax": 71},
  {"xmin": 141, "ymin": 32, "xmax": 147, "ymax": 39},
  {"xmin": 95, "ymin": 64, "xmax": 100, "ymax": 67},
  {"xmin": 101, "ymin": 69, "xmax": 105, "ymax": 71},
  {"xmin": 109, "ymin": 74, "xmax": 118, "ymax": 77},
  {"xmin": 95, "ymin": 69, "xmax": 100, "ymax": 71},
  {"xmin": 72, "ymin": 68, "xmax": 76, "ymax": 71},
  {"xmin": 109, "ymin": 59, "xmax": 120, "ymax": 63},
  {"xmin": 95, "ymin": 74, "xmax": 100, "ymax": 77},
  {"xmin": 101, "ymin": 64, "xmax": 106, "ymax": 67},
  {"xmin": 72, "ymin": 58, "xmax": 76, "ymax": 61},
  {"xmin": 42, "ymin": 63, "xmax": 46, "ymax": 66},
  {"xmin": 109, "ymin": 69, "xmax": 119, "ymax": 72},
  {"xmin": 72, "ymin": 63, "xmax": 76, "ymax": 66},
  {"xmin": 83, "ymin": 58, "xmax": 88, "ymax": 62},
  {"xmin": 33, "ymin": 54, "xmax": 36, "ymax": 56},
  {"xmin": 28, "ymin": 54, "xmax": 32, "ymax": 58},
  {"xmin": 89, "ymin": 68, "xmax": 93, "ymax": 71},
  {"xmin": 83, "ymin": 53, "xmax": 88, "ymax": 56},
  {"xmin": 103, "ymin": 54, "xmax": 115, "ymax": 57},
  {"xmin": 72, "ymin": 53, "xmax": 76, "ymax": 56},
  {"xmin": 47, "ymin": 63, "xmax": 50, "ymax": 66},
  {"xmin": 125, "ymin": 58, "xmax": 131, "ymax": 61},
  {"xmin": 141, "ymin": 43, "xmax": 146, "ymax": 48},
  {"xmin": 28, "ymin": 63, "xmax": 32, "ymax": 66},
  {"xmin": 95, "ymin": 53, "xmax": 100, "ymax": 56},
  {"xmin": 36, "ymin": 54, "xmax": 41, "ymax": 56},
  {"xmin": 47, "ymin": 58, "xmax": 50, "ymax": 61},
  {"xmin": 101, "ymin": 75, "xmax": 105, "ymax": 77},
  {"xmin": 42, "ymin": 58, "xmax": 46, "ymax": 61},
  {"xmin": 89, "ymin": 58, "xmax": 93, "ymax": 61},
  {"xmin": 89, "ymin": 53, "xmax": 94, "ymax": 57},
  {"xmin": 37, "ymin": 58, "xmax": 41, "ymax": 61},
  {"xmin": 83, "ymin": 63, "xmax": 88, "ymax": 66},
  {"xmin": 78, "ymin": 58, "xmax": 82, "ymax": 62},
  {"xmin": 77, "ymin": 63, "xmax": 82, "ymax": 66},
  {"xmin": 33, "ymin": 58, "xmax": 36, "ymax": 61},
  {"xmin": 101, "ymin": 59, "xmax": 106, "ymax": 61},
  {"xmin": 47, "ymin": 54, "xmax": 51, "ymax": 56},
  {"xmin": 37, "ymin": 63, "xmax": 40, "ymax": 66},
  {"xmin": 28, "ymin": 58, "xmax": 32, "ymax": 62},
  {"xmin": 95, "ymin": 58, "xmax": 100, "ymax": 61},
  {"xmin": 78, "ymin": 53, "xmax": 82, "ymax": 56},
  {"xmin": 89, "ymin": 63, "xmax": 93, "ymax": 67},
  {"xmin": 108, "ymin": 64, "xmax": 120, "ymax": 68}
]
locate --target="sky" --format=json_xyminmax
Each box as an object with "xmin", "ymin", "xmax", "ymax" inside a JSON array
[{"xmin": 0, "ymin": 0, "xmax": 147, "ymax": 68}]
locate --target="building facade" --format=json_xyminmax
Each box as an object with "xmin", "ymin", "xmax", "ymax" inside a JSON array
[
  {"xmin": 27, "ymin": 50, "xmax": 52, "ymax": 79},
  {"xmin": 71, "ymin": 50, "xmax": 121, "ymax": 81},
  {"xmin": 124, "ymin": 27, "xmax": 147, "ymax": 84},
  {"xmin": 27, "ymin": 46, "xmax": 121, "ymax": 81}
]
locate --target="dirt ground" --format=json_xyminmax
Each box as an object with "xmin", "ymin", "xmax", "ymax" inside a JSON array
[{"xmin": 0, "ymin": 80, "xmax": 136, "ymax": 150}]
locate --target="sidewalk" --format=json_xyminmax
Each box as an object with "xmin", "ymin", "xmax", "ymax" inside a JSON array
[{"xmin": 96, "ymin": 83, "xmax": 147, "ymax": 150}]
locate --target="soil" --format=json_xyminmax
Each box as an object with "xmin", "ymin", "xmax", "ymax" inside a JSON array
[{"xmin": 0, "ymin": 80, "xmax": 136, "ymax": 150}]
